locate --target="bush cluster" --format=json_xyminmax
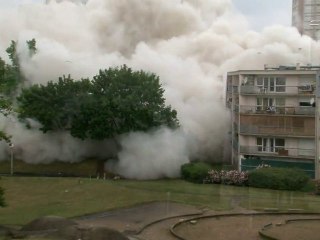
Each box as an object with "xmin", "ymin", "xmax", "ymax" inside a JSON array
[
  {"xmin": 180, "ymin": 162, "xmax": 212, "ymax": 183},
  {"xmin": 180, "ymin": 162, "xmax": 310, "ymax": 192},
  {"xmin": 248, "ymin": 167, "xmax": 309, "ymax": 191},
  {"xmin": 204, "ymin": 170, "xmax": 248, "ymax": 186}
]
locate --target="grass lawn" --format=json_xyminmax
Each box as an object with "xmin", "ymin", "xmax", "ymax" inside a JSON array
[{"xmin": 0, "ymin": 177, "xmax": 320, "ymax": 226}]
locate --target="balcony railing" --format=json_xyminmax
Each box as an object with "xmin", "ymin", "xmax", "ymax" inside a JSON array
[
  {"xmin": 239, "ymin": 85, "xmax": 315, "ymax": 95},
  {"xmin": 240, "ymin": 124, "xmax": 315, "ymax": 137},
  {"xmin": 240, "ymin": 145, "xmax": 315, "ymax": 158},
  {"xmin": 239, "ymin": 105, "xmax": 315, "ymax": 116}
]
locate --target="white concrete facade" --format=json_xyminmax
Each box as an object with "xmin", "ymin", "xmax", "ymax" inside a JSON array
[{"xmin": 227, "ymin": 66, "xmax": 319, "ymax": 178}]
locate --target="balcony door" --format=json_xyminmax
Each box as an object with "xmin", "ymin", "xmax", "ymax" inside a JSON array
[
  {"xmin": 257, "ymin": 137, "xmax": 285, "ymax": 153},
  {"xmin": 256, "ymin": 98, "xmax": 285, "ymax": 112},
  {"xmin": 256, "ymin": 76, "xmax": 286, "ymax": 93}
]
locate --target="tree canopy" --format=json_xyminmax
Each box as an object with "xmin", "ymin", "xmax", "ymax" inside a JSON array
[
  {"xmin": 18, "ymin": 75, "xmax": 91, "ymax": 133},
  {"xmin": 0, "ymin": 39, "xmax": 38, "ymax": 207},
  {"xmin": 18, "ymin": 65, "xmax": 179, "ymax": 140}
]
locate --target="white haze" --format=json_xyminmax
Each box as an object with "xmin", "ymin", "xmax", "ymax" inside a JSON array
[{"xmin": 0, "ymin": 0, "xmax": 318, "ymax": 179}]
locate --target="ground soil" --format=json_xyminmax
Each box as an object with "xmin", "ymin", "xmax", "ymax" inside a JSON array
[
  {"xmin": 14, "ymin": 202, "xmax": 319, "ymax": 240},
  {"xmin": 260, "ymin": 219, "xmax": 320, "ymax": 240},
  {"xmin": 75, "ymin": 202, "xmax": 203, "ymax": 236},
  {"xmin": 74, "ymin": 202, "xmax": 320, "ymax": 240}
]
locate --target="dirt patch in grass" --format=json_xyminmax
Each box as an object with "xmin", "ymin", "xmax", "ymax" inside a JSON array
[
  {"xmin": 9, "ymin": 216, "xmax": 130, "ymax": 240},
  {"xmin": 76, "ymin": 202, "xmax": 320, "ymax": 240},
  {"xmin": 261, "ymin": 219, "xmax": 320, "ymax": 240},
  {"xmin": 22, "ymin": 216, "xmax": 77, "ymax": 231},
  {"xmin": 5, "ymin": 202, "xmax": 320, "ymax": 240},
  {"xmin": 173, "ymin": 214, "xmax": 320, "ymax": 240},
  {"xmin": 75, "ymin": 201, "xmax": 203, "ymax": 233}
]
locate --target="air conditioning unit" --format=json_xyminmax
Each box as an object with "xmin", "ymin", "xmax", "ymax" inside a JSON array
[{"xmin": 299, "ymin": 85, "xmax": 313, "ymax": 92}]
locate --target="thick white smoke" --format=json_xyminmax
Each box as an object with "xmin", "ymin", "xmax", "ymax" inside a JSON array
[
  {"xmin": 107, "ymin": 127, "xmax": 190, "ymax": 180},
  {"xmin": 0, "ymin": 0, "xmax": 318, "ymax": 179}
]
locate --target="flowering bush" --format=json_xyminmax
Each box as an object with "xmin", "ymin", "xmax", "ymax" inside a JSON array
[
  {"xmin": 205, "ymin": 170, "xmax": 221, "ymax": 184},
  {"xmin": 204, "ymin": 170, "xmax": 248, "ymax": 186}
]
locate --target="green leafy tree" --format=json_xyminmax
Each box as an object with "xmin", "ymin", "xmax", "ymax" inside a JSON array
[
  {"xmin": 6, "ymin": 40, "xmax": 19, "ymax": 69},
  {"xmin": 0, "ymin": 57, "xmax": 14, "ymax": 143},
  {"xmin": 18, "ymin": 76, "xmax": 91, "ymax": 132},
  {"xmin": 4, "ymin": 39, "xmax": 37, "ymax": 95},
  {"xmin": 0, "ymin": 57, "xmax": 19, "ymax": 95},
  {"xmin": 26, "ymin": 38, "xmax": 37, "ymax": 57},
  {"xmin": 18, "ymin": 65, "xmax": 179, "ymax": 140},
  {"xmin": 0, "ymin": 39, "xmax": 37, "ymax": 209},
  {"xmin": 71, "ymin": 65, "xmax": 178, "ymax": 139}
]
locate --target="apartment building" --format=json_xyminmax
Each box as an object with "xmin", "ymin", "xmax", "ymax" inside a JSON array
[
  {"xmin": 292, "ymin": 0, "xmax": 320, "ymax": 40},
  {"xmin": 226, "ymin": 65, "xmax": 320, "ymax": 178}
]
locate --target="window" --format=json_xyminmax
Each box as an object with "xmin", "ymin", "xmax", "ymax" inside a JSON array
[
  {"xmin": 256, "ymin": 98, "xmax": 272, "ymax": 111},
  {"xmin": 299, "ymin": 97, "xmax": 314, "ymax": 107},
  {"xmin": 275, "ymin": 77, "xmax": 286, "ymax": 92},
  {"xmin": 256, "ymin": 76, "xmax": 286, "ymax": 93},
  {"xmin": 256, "ymin": 98, "xmax": 285, "ymax": 112},
  {"xmin": 257, "ymin": 137, "xmax": 285, "ymax": 153},
  {"xmin": 242, "ymin": 75, "xmax": 255, "ymax": 86},
  {"xmin": 275, "ymin": 139, "xmax": 285, "ymax": 152}
]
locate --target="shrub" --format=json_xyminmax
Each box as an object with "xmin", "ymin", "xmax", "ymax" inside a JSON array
[
  {"xmin": 248, "ymin": 167, "xmax": 310, "ymax": 191},
  {"xmin": 181, "ymin": 162, "xmax": 212, "ymax": 183}
]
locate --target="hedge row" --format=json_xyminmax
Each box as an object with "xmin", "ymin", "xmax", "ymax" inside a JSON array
[
  {"xmin": 248, "ymin": 167, "xmax": 309, "ymax": 190},
  {"xmin": 181, "ymin": 162, "xmax": 310, "ymax": 191},
  {"xmin": 180, "ymin": 162, "xmax": 212, "ymax": 184}
]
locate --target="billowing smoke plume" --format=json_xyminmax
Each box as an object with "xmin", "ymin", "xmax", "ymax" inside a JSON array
[{"xmin": 0, "ymin": 0, "xmax": 318, "ymax": 179}]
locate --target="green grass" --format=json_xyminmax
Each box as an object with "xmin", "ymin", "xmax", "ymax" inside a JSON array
[{"xmin": 0, "ymin": 177, "xmax": 320, "ymax": 226}]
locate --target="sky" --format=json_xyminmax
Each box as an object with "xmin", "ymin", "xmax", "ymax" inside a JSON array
[
  {"xmin": 232, "ymin": 0, "xmax": 292, "ymax": 31},
  {"xmin": 0, "ymin": 0, "xmax": 293, "ymax": 31}
]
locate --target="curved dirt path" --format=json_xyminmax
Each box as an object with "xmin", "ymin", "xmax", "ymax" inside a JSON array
[{"xmin": 74, "ymin": 202, "xmax": 320, "ymax": 240}]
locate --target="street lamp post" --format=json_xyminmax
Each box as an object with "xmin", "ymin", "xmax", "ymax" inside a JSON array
[{"xmin": 9, "ymin": 143, "xmax": 14, "ymax": 175}]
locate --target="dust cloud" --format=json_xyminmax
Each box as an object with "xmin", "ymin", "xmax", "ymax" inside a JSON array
[{"xmin": 0, "ymin": 0, "xmax": 317, "ymax": 179}]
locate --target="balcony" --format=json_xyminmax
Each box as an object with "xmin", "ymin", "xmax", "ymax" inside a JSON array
[
  {"xmin": 240, "ymin": 124, "xmax": 315, "ymax": 137},
  {"xmin": 239, "ymin": 105, "xmax": 315, "ymax": 116},
  {"xmin": 240, "ymin": 145, "xmax": 315, "ymax": 159},
  {"xmin": 239, "ymin": 85, "xmax": 315, "ymax": 95}
]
